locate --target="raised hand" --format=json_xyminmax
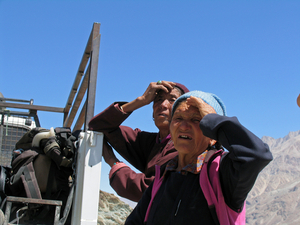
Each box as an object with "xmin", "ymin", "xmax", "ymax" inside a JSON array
[
  {"xmin": 186, "ymin": 96, "xmax": 216, "ymax": 119},
  {"xmin": 140, "ymin": 81, "xmax": 176, "ymax": 105},
  {"xmin": 121, "ymin": 80, "xmax": 176, "ymax": 113}
]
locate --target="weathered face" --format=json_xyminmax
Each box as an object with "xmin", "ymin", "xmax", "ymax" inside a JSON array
[
  {"xmin": 152, "ymin": 88, "xmax": 181, "ymax": 130},
  {"xmin": 170, "ymin": 101, "xmax": 211, "ymax": 158}
]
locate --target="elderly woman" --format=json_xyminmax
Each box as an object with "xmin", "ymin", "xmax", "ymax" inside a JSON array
[
  {"xmin": 125, "ymin": 90, "xmax": 273, "ymax": 224},
  {"xmin": 88, "ymin": 81, "xmax": 189, "ymax": 202}
]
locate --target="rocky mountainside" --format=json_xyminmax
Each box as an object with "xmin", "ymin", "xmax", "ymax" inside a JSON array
[
  {"xmin": 246, "ymin": 130, "xmax": 300, "ymax": 225},
  {"xmin": 98, "ymin": 130, "xmax": 300, "ymax": 225},
  {"xmin": 97, "ymin": 191, "xmax": 132, "ymax": 225}
]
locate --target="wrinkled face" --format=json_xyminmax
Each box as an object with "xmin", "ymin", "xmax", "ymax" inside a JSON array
[
  {"xmin": 153, "ymin": 88, "xmax": 181, "ymax": 130},
  {"xmin": 170, "ymin": 101, "xmax": 211, "ymax": 157}
]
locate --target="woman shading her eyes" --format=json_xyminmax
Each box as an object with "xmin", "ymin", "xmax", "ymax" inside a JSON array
[{"xmin": 125, "ymin": 90, "xmax": 273, "ymax": 225}]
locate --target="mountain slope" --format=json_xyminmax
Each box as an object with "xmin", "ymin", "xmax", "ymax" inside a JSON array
[
  {"xmin": 98, "ymin": 190, "xmax": 132, "ymax": 225},
  {"xmin": 246, "ymin": 131, "xmax": 300, "ymax": 224}
]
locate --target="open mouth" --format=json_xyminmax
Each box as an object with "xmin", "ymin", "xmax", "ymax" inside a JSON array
[{"xmin": 179, "ymin": 135, "xmax": 192, "ymax": 140}]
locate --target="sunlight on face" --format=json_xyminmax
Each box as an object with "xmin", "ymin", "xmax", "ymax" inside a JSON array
[
  {"xmin": 170, "ymin": 101, "xmax": 211, "ymax": 161},
  {"xmin": 152, "ymin": 88, "xmax": 181, "ymax": 130}
]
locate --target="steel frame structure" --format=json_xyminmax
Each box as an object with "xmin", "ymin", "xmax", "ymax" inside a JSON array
[
  {"xmin": 0, "ymin": 22, "xmax": 101, "ymax": 132},
  {"xmin": 0, "ymin": 22, "xmax": 102, "ymax": 225}
]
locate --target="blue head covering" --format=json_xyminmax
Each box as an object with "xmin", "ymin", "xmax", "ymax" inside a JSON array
[{"xmin": 171, "ymin": 90, "xmax": 227, "ymax": 116}]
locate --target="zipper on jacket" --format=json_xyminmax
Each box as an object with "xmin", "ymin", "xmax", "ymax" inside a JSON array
[{"xmin": 174, "ymin": 199, "xmax": 181, "ymax": 216}]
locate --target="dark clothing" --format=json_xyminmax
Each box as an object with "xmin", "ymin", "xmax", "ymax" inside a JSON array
[
  {"xmin": 88, "ymin": 102, "xmax": 178, "ymax": 202},
  {"xmin": 125, "ymin": 114, "xmax": 273, "ymax": 224}
]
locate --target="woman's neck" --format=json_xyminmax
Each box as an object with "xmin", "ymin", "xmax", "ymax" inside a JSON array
[
  {"xmin": 176, "ymin": 158, "xmax": 191, "ymax": 172},
  {"xmin": 176, "ymin": 150, "xmax": 204, "ymax": 171}
]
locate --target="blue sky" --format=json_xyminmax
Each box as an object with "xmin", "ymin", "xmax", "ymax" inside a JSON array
[{"xmin": 1, "ymin": 0, "xmax": 299, "ymax": 197}]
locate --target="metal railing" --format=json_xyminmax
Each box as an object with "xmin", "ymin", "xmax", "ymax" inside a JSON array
[{"xmin": 0, "ymin": 22, "xmax": 101, "ymax": 133}]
